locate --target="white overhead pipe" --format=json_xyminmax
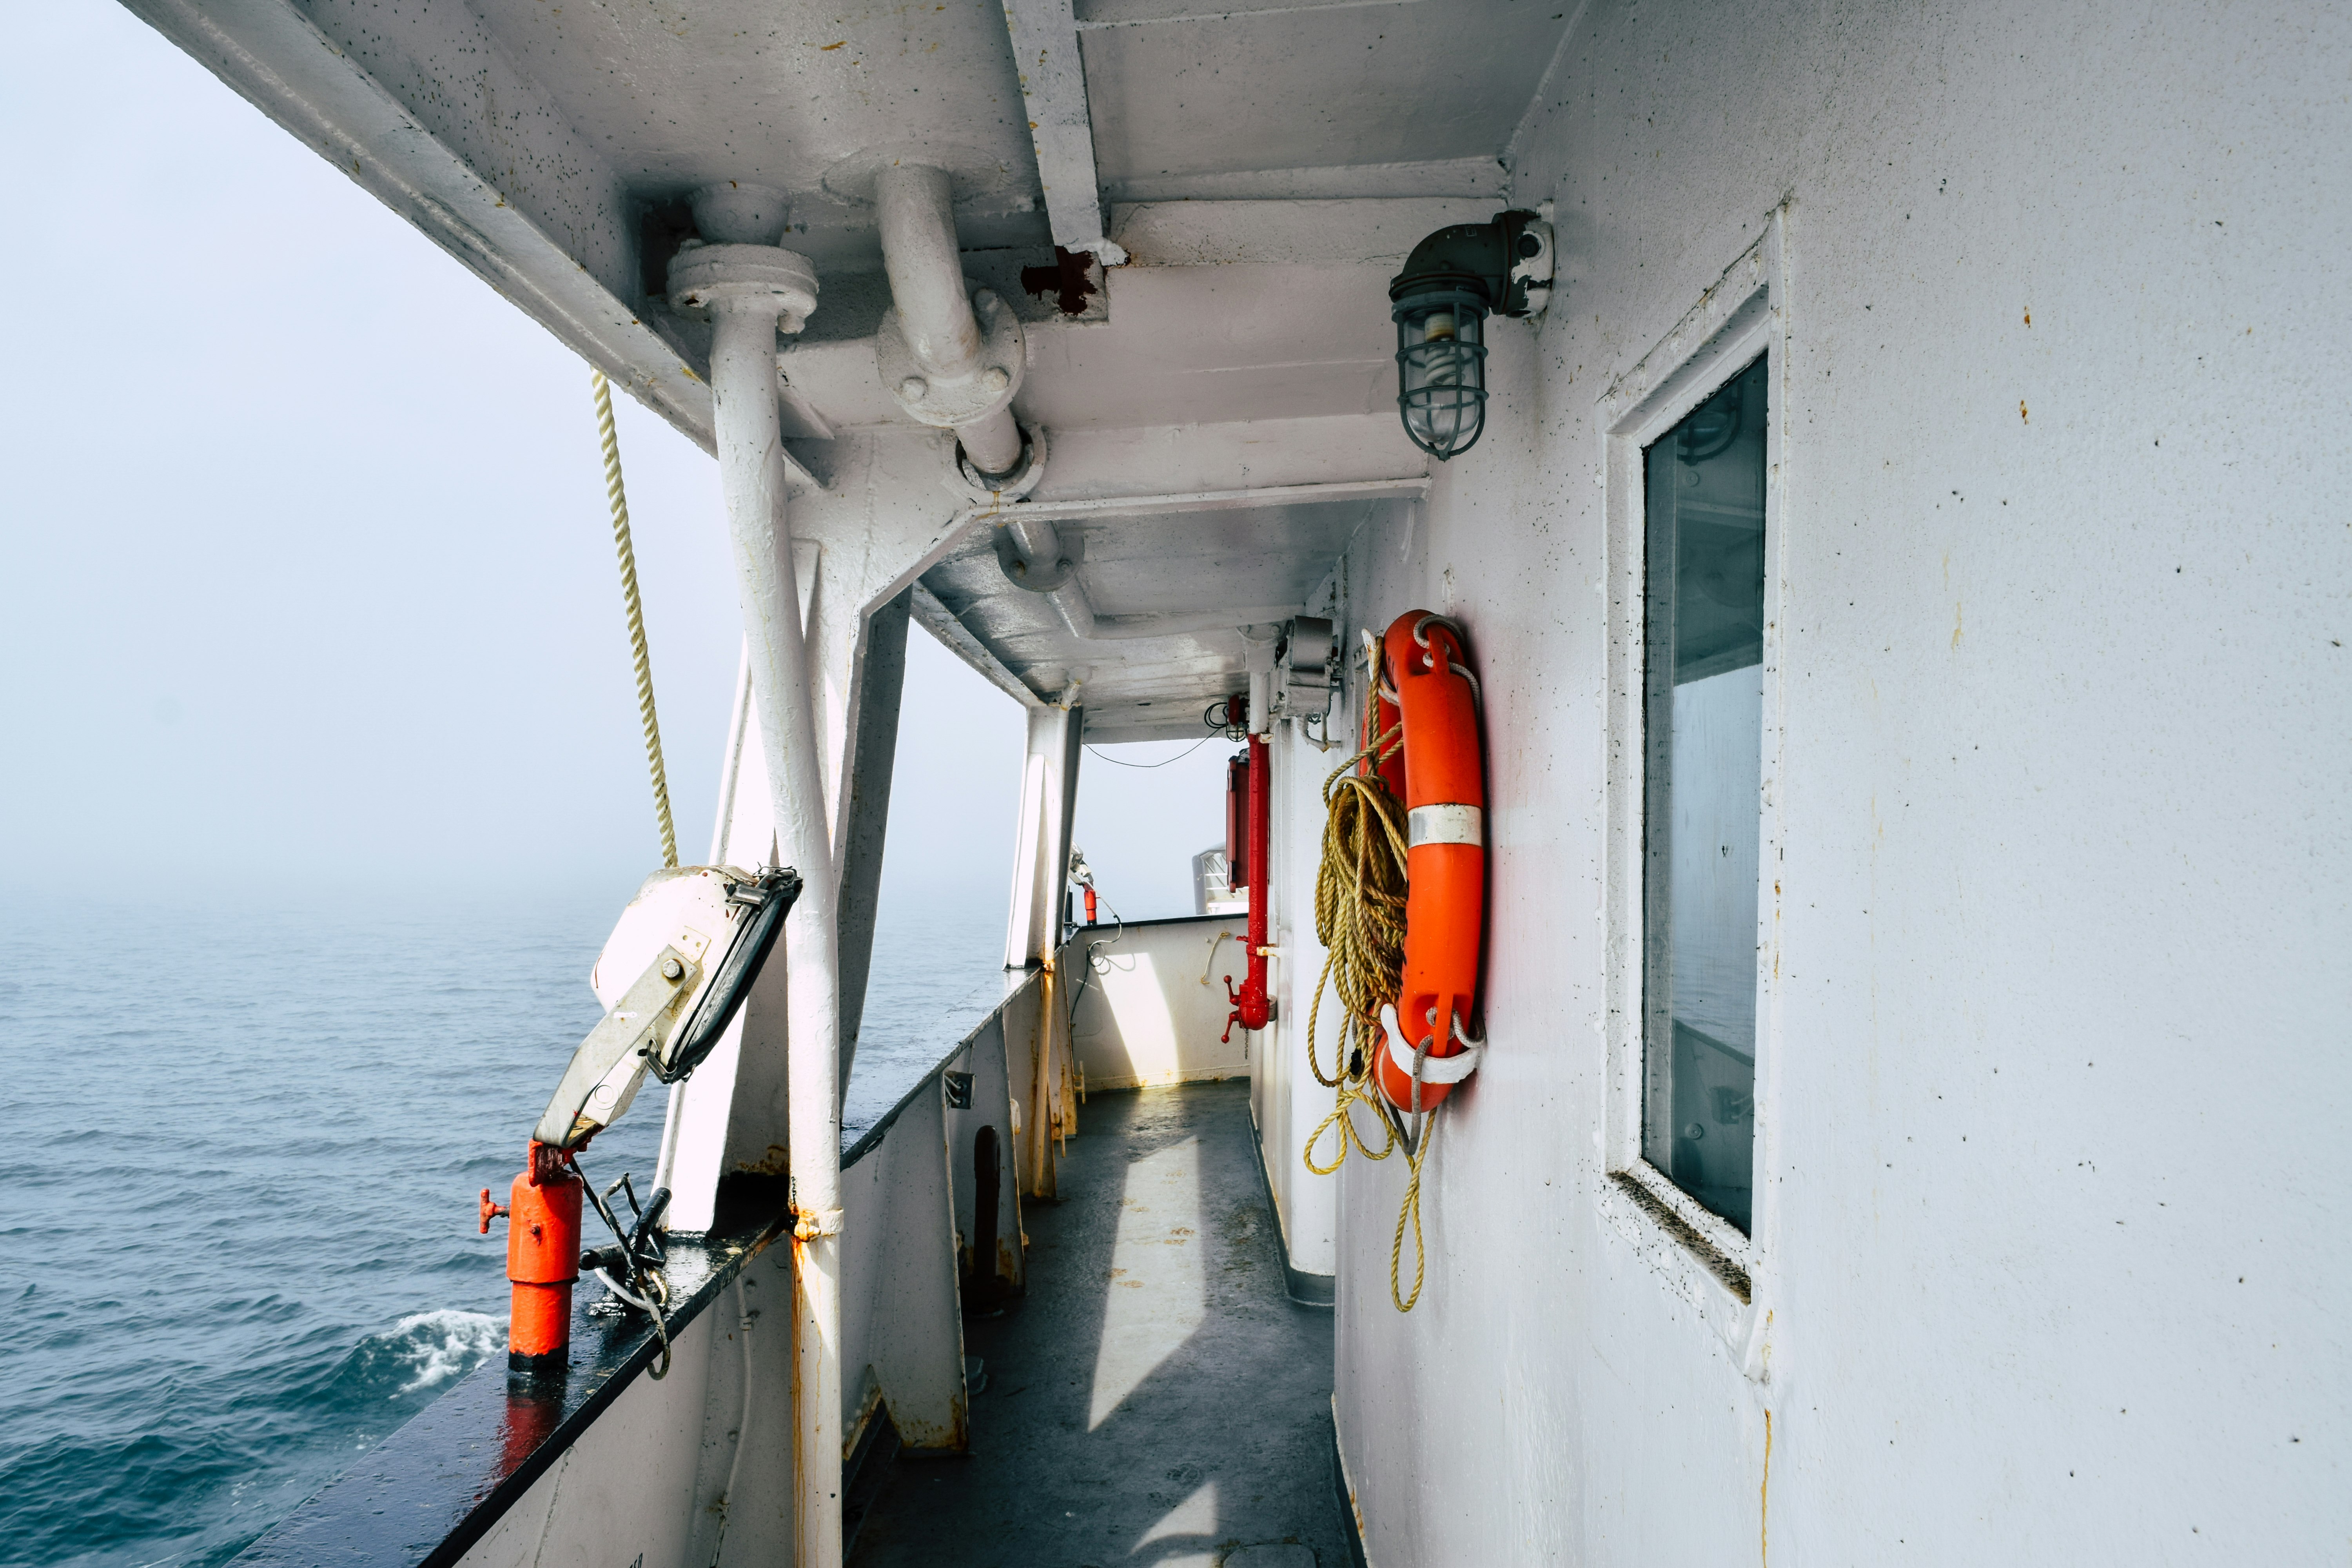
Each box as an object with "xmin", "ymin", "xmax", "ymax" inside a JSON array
[
  {"xmin": 994, "ymin": 513, "xmax": 1096, "ymax": 637},
  {"xmin": 875, "ymin": 164, "xmax": 1027, "ymax": 479},
  {"xmin": 668, "ymin": 185, "xmax": 842, "ymax": 1568},
  {"xmin": 990, "ymin": 514, "xmax": 1298, "ymax": 642},
  {"xmin": 966, "ymin": 477, "xmax": 1428, "ymax": 647}
]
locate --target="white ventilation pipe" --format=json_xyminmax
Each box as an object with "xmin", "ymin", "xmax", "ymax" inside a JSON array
[
  {"xmin": 668, "ymin": 193, "xmax": 843, "ymax": 1568},
  {"xmin": 995, "ymin": 513, "xmax": 1096, "ymax": 637},
  {"xmin": 875, "ymin": 164, "xmax": 1026, "ymax": 479},
  {"xmin": 991, "ymin": 515, "xmax": 1298, "ymax": 642}
]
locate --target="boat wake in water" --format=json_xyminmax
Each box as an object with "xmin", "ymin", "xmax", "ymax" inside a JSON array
[{"xmin": 372, "ymin": 1310, "xmax": 506, "ymax": 1397}]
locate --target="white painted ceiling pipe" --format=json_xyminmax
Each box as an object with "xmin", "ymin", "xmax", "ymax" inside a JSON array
[
  {"xmin": 689, "ymin": 181, "xmax": 791, "ymax": 245},
  {"xmin": 1242, "ymin": 625, "xmax": 1279, "ymax": 737},
  {"xmin": 993, "ymin": 514, "xmax": 1300, "ymax": 643},
  {"xmin": 667, "ymin": 215, "xmax": 844, "ymax": 1568},
  {"xmin": 1096, "ymin": 605, "xmax": 1309, "ymax": 641},
  {"xmin": 875, "ymin": 163, "xmax": 1026, "ymax": 478},
  {"xmin": 998, "ymin": 514, "xmax": 1100, "ymax": 638}
]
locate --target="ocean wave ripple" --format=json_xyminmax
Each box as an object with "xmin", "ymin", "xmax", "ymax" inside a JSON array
[{"xmin": 0, "ymin": 894, "xmax": 1001, "ymax": 1568}]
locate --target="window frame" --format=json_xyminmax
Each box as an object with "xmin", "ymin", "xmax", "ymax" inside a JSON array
[{"xmin": 1599, "ymin": 219, "xmax": 1789, "ymax": 1304}]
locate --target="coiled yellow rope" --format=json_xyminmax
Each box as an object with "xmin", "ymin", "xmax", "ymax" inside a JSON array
[
  {"xmin": 592, "ymin": 368, "xmax": 677, "ymax": 868},
  {"xmin": 1299, "ymin": 652, "xmax": 1441, "ymax": 1311},
  {"xmin": 1301, "ymin": 735, "xmax": 1405, "ymax": 1174}
]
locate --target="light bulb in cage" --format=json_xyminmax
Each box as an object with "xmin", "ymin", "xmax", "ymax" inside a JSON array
[
  {"xmin": 1394, "ymin": 288, "xmax": 1489, "ymax": 459},
  {"xmin": 1387, "ymin": 208, "xmax": 1555, "ymax": 461}
]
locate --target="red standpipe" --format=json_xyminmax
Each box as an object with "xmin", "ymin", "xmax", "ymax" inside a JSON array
[
  {"xmin": 480, "ymin": 1141, "xmax": 581, "ymax": 1377},
  {"xmin": 1225, "ymin": 752, "xmax": 1248, "ymax": 886},
  {"xmin": 1224, "ymin": 722, "xmax": 1272, "ymax": 1039}
]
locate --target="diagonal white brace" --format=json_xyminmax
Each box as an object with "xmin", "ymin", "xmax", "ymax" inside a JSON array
[{"xmin": 999, "ymin": 0, "xmax": 1128, "ymax": 263}]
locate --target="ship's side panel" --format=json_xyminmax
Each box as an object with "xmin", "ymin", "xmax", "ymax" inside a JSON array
[
  {"xmin": 1065, "ymin": 917, "xmax": 1252, "ymax": 1092},
  {"xmin": 1331, "ymin": 0, "xmax": 2352, "ymax": 1563},
  {"xmin": 452, "ymin": 1311, "xmax": 724, "ymax": 1568}
]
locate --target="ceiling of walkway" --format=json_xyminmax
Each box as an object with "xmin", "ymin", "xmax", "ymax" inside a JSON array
[
  {"xmin": 919, "ymin": 485, "xmax": 1418, "ymax": 742},
  {"xmin": 1078, "ymin": 0, "xmax": 1572, "ymax": 203},
  {"xmin": 138, "ymin": 0, "xmax": 1574, "ymax": 731},
  {"xmin": 455, "ymin": 0, "xmax": 1570, "ymax": 269}
]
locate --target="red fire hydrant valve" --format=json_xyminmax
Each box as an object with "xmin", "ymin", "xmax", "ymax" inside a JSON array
[
  {"xmin": 477, "ymin": 1141, "xmax": 582, "ymax": 1379},
  {"xmin": 1221, "ymin": 727, "xmax": 1273, "ymax": 1042}
]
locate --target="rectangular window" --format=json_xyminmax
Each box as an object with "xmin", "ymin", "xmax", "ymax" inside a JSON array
[{"xmin": 1640, "ymin": 352, "xmax": 1768, "ymax": 1235}]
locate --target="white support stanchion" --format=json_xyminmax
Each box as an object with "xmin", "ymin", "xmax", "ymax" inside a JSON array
[{"xmin": 669, "ymin": 199, "xmax": 842, "ymax": 1568}]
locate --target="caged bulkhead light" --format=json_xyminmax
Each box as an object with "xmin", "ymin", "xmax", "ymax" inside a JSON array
[{"xmin": 1389, "ymin": 208, "xmax": 1555, "ymax": 460}]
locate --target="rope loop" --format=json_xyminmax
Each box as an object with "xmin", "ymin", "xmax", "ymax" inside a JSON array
[
  {"xmin": 1389, "ymin": 1107, "xmax": 1439, "ymax": 1313},
  {"xmin": 1303, "ymin": 1005, "xmax": 1397, "ymax": 1174}
]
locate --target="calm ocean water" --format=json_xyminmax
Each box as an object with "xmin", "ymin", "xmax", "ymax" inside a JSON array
[{"xmin": 0, "ymin": 891, "xmax": 1006, "ymax": 1568}]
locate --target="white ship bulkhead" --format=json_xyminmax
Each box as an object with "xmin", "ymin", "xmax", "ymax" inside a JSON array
[{"xmin": 138, "ymin": 0, "xmax": 2350, "ymax": 1563}]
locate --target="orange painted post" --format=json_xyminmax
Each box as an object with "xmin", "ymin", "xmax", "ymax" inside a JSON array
[{"xmin": 482, "ymin": 1142, "xmax": 582, "ymax": 1378}]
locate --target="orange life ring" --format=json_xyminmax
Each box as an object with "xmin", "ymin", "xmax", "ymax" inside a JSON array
[{"xmin": 1374, "ymin": 609, "xmax": 1486, "ymax": 1114}]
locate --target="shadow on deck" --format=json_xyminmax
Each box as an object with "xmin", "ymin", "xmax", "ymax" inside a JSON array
[{"xmin": 847, "ymin": 1080, "xmax": 1357, "ymax": 1568}]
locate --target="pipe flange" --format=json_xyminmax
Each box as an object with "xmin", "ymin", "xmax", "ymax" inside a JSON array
[
  {"xmin": 992, "ymin": 514, "xmax": 1079, "ymax": 590},
  {"xmin": 878, "ymin": 284, "xmax": 1027, "ymax": 427},
  {"xmin": 667, "ymin": 241, "xmax": 820, "ymax": 330},
  {"xmin": 951, "ymin": 423, "xmax": 1049, "ymax": 503}
]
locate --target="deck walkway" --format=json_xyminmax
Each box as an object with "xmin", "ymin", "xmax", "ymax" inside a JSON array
[{"xmin": 848, "ymin": 1080, "xmax": 1354, "ymax": 1568}]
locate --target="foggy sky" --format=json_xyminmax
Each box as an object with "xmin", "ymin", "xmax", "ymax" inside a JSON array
[{"xmin": 0, "ymin": 0, "xmax": 1228, "ymax": 928}]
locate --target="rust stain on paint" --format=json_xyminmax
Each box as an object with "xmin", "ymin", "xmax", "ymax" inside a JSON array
[
  {"xmin": 892, "ymin": 1396, "xmax": 969, "ymax": 1453},
  {"xmin": 2019, "ymin": 400, "xmax": 2029, "ymax": 423},
  {"xmin": 1761, "ymin": 1406, "xmax": 1773, "ymax": 1563},
  {"xmin": 789, "ymin": 1236, "xmax": 809, "ymax": 1535},
  {"xmin": 740, "ymin": 1143, "xmax": 790, "ymax": 1177}
]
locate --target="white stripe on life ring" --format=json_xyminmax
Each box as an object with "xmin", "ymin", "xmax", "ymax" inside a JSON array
[{"xmin": 1407, "ymin": 803, "xmax": 1483, "ymax": 848}]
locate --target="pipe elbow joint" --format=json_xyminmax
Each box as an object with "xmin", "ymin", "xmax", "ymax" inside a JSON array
[
  {"xmin": 877, "ymin": 289, "xmax": 1026, "ymax": 428},
  {"xmin": 993, "ymin": 524, "xmax": 1081, "ymax": 594}
]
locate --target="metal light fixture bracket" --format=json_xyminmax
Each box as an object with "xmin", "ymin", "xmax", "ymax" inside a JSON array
[{"xmin": 1387, "ymin": 209, "xmax": 1555, "ymax": 461}]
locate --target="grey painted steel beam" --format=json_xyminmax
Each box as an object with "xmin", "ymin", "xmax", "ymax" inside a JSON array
[
  {"xmin": 1004, "ymin": 703, "xmax": 1083, "ymax": 969},
  {"xmin": 835, "ymin": 588, "xmax": 913, "ymax": 1101}
]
